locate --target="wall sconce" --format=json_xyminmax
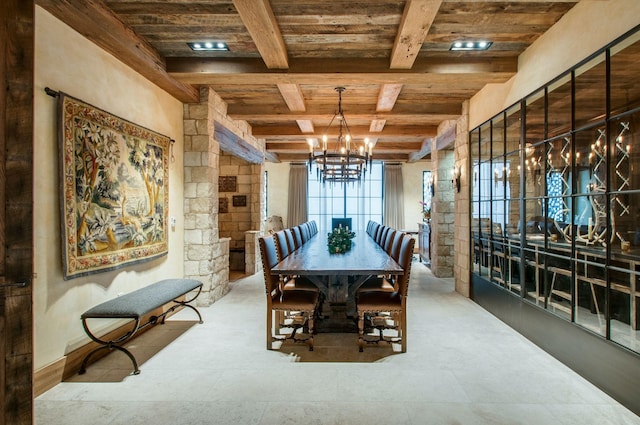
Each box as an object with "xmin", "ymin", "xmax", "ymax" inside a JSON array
[
  {"xmin": 452, "ymin": 165, "xmax": 461, "ymax": 193},
  {"xmin": 494, "ymin": 166, "xmax": 510, "ymax": 188}
]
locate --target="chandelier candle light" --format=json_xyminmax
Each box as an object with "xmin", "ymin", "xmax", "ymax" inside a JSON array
[{"xmin": 308, "ymin": 87, "xmax": 373, "ymax": 184}]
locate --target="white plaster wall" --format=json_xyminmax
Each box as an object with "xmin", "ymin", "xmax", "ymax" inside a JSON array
[
  {"xmin": 470, "ymin": 0, "xmax": 640, "ymax": 129},
  {"xmin": 34, "ymin": 7, "xmax": 185, "ymax": 369},
  {"xmin": 265, "ymin": 162, "xmax": 290, "ymax": 226},
  {"xmin": 403, "ymin": 160, "xmax": 431, "ymax": 231}
]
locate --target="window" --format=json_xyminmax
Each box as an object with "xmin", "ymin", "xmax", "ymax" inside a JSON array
[
  {"xmin": 308, "ymin": 161, "xmax": 384, "ymax": 232},
  {"xmin": 422, "ymin": 171, "xmax": 433, "ymax": 214},
  {"xmin": 263, "ymin": 170, "xmax": 268, "ymax": 219}
]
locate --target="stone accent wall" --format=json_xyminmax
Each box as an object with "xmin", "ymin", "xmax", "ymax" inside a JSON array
[
  {"xmin": 218, "ymin": 148, "xmax": 265, "ymax": 272},
  {"xmin": 183, "ymin": 86, "xmax": 265, "ymax": 295},
  {"xmin": 251, "ymin": 163, "xmax": 265, "ymax": 234},
  {"xmin": 219, "ymin": 152, "xmax": 253, "ymax": 271},
  {"xmin": 454, "ymin": 101, "xmax": 471, "ymax": 297},
  {"xmin": 183, "ymin": 87, "xmax": 230, "ymax": 305}
]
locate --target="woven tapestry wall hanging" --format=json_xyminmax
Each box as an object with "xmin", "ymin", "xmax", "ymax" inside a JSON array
[{"xmin": 58, "ymin": 93, "xmax": 169, "ymax": 279}]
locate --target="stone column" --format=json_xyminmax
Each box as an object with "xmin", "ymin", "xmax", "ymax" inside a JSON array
[
  {"xmin": 245, "ymin": 230, "xmax": 262, "ymax": 275},
  {"xmin": 430, "ymin": 146, "xmax": 455, "ymax": 278},
  {"xmin": 251, "ymin": 163, "xmax": 265, "ymax": 233},
  {"xmin": 454, "ymin": 101, "xmax": 471, "ymax": 297},
  {"xmin": 183, "ymin": 87, "xmax": 230, "ymax": 305},
  {"xmin": 245, "ymin": 162, "xmax": 265, "ymax": 274}
]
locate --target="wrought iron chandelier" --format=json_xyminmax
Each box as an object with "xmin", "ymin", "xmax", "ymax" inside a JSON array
[{"xmin": 308, "ymin": 87, "xmax": 372, "ymax": 183}]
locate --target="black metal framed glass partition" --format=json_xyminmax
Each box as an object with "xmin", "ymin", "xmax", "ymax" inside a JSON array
[{"xmin": 470, "ymin": 25, "xmax": 640, "ymax": 354}]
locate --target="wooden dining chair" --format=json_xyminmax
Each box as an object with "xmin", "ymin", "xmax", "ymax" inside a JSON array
[
  {"xmin": 382, "ymin": 229, "xmax": 397, "ymax": 253},
  {"xmin": 371, "ymin": 222, "xmax": 381, "ymax": 241},
  {"xmin": 291, "ymin": 226, "xmax": 303, "ymax": 249},
  {"xmin": 283, "ymin": 228, "xmax": 297, "ymax": 252},
  {"xmin": 299, "ymin": 224, "xmax": 311, "ymax": 243},
  {"xmin": 308, "ymin": 220, "xmax": 318, "ymax": 236},
  {"xmin": 366, "ymin": 220, "xmax": 374, "ymax": 235},
  {"xmin": 357, "ymin": 234, "xmax": 415, "ymax": 353},
  {"xmin": 274, "ymin": 230, "xmax": 319, "ymax": 293},
  {"xmin": 259, "ymin": 236, "xmax": 318, "ymax": 351},
  {"xmin": 356, "ymin": 230, "xmax": 402, "ymax": 294},
  {"xmin": 389, "ymin": 230, "xmax": 404, "ymax": 258},
  {"xmin": 376, "ymin": 226, "xmax": 389, "ymax": 246},
  {"xmin": 274, "ymin": 230, "xmax": 291, "ymax": 261}
]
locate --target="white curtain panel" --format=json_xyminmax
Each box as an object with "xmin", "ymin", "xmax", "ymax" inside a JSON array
[
  {"xmin": 384, "ymin": 163, "xmax": 405, "ymax": 229},
  {"xmin": 287, "ymin": 163, "xmax": 308, "ymax": 227}
]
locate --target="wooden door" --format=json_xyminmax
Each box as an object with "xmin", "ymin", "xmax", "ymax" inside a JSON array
[{"xmin": 1, "ymin": 0, "xmax": 35, "ymax": 423}]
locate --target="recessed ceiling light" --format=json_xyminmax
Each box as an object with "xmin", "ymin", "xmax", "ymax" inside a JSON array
[
  {"xmin": 187, "ymin": 41, "xmax": 229, "ymax": 52},
  {"xmin": 450, "ymin": 40, "xmax": 492, "ymax": 51}
]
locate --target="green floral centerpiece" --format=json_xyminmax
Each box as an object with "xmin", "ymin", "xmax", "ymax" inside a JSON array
[{"xmin": 327, "ymin": 226, "xmax": 356, "ymax": 254}]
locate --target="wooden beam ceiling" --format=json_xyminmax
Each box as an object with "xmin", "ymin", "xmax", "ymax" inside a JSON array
[{"xmin": 38, "ymin": 0, "xmax": 580, "ymax": 163}]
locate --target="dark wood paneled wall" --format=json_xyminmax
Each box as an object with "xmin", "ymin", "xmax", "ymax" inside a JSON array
[{"xmin": 1, "ymin": 0, "xmax": 34, "ymax": 424}]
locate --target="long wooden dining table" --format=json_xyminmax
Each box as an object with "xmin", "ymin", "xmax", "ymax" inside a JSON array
[{"xmin": 271, "ymin": 231, "xmax": 403, "ymax": 331}]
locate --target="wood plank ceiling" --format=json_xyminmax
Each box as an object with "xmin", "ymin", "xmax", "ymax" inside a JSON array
[{"xmin": 37, "ymin": 0, "xmax": 579, "ymax": 162}]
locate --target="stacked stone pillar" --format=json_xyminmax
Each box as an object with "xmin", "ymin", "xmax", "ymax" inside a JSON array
[
  {"xmin": 246, "ymin": 162, "xmax": 266, "ymax": 275},
  {"xmin": 183, "ymin": 87, "xmax": 230, "ymax": 305},
  {"xmin": 431, "ymin": 145, "xmax": 456, "ymax": 278}
]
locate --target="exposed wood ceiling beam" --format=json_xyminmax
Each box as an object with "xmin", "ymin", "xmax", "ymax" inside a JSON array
[
  {"xmin": 408, "ymin": 120, "xmax": 457, "ymax": 162},
  {"xmin": 166, "ymin": 57, "xmax": 517, "ymax": 85},
  {"xmin": 390, "ymin": 0, "xmax": 443, "ymax": 69},
  {"xmin": 214, "ymin": 121, "xmax": 264, "ymax": 164},
  {"xmin": 36, "ymin": 0, "xmax": 198, "ymax": 103},
  {"xmin": 370, "ymin": 120, "xmax": 387, "ymax": 132},
  {"xmin": 232, "ymin": 0, "xmax": 288, "ymax": 69},
  {"xmin": 177, "ymin": 71, "xmax": 514, "ymax": 86},
  {"xmin": 376, "ymin": 84, "xmax": 403, "ymax": 112},
  {"xmin": 409, "ymin": 137, "xmax": 433, "ymax": 163},
  {"xmin": 264, "ymin": 150, "xmax": 280, "ymax": 163},
  {"xmin": 252, "ymin": 125, "xmax": 437, "ymax": 138},
  {"xmin": 227, "ymin": 102, "xmax": 461, "ymax": 119},
  {"xmin": 276, "ymin": 152, "xmax": 413, "ymax": 163},
  {"xmin": 296, "ymin": 120, "xmax": 314, "ymax": 133},
  {"xmin": 267, "ymin": 141, "xmax": 422, "ymax": 151},
  {"xmin": 276, "ymin": 83, "xmax": 314, "ymax": 133},
  {"xmin": 232, "ymin": 112, "xmax": 459, "ymax": 124},
  {"xmin": 277, "ymin": 83, "xmax": 305, "ymax": 111},
  {"xmin": 371, "ymin": 83, "xmax": 403, "ymax": 134}
]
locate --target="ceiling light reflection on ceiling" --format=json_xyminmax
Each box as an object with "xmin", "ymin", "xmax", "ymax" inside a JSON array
[
  {"xmin": 188, "ymin": 41, "xmax": 229, "ymax": 51},
  {"xmin": 450, "ymin": 40, "xmax": 492, "ymax": 51}
]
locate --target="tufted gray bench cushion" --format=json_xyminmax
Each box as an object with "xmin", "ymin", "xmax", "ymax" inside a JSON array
[
  {"xmin": 82, "ymin": 278, "xmax": 203, "ymax": 320},
  {"xmin": 79, "ymin": 278, "xmax": 204, "ymax": 375}
]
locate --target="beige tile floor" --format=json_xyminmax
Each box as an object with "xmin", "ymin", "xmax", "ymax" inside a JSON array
[{"xmin": 35, "ymin": 262, "xmax": 640, "ymax": 425}]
